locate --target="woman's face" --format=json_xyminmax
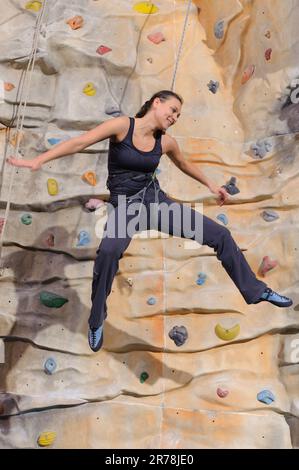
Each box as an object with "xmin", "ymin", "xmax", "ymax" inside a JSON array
[{"xmin": 154, "ymin": 97, "xmax": 182, "ymax": 130}]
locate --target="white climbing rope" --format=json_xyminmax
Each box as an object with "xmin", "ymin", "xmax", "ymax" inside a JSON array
[
  {"xmin": 0, "ymin": 1, "xmax": 49, "ymax": 273},
  {"xmin": 160, "ymin": 0, "xmax": 193, "ymax": 447}
]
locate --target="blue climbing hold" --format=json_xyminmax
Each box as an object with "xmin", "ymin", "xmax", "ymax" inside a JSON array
[
  {"xmin": 147, "ymin": 296, "xmax": 156, "ymax": 305},
  {"xmin": 222, "ymin": 177, "xmax": 240, "ymax": 195},
  {"xmin": 48, "ymin": 138, "xmax": 62, "ymax": 146},
  {"xmin": 44, "ymin": 358, "xmax": 57, "ymax": 375},
  {"xmin": 155, "ymin": 168, "xmax": 161, "ymax": 174},
  {"xmin": 257, "ymin": 389, "xmax": 275, "ymax": 405},
  {"xmin": 207, "ymin": 80, "xmax": 219, "ymax": 94},
  {"xmin": 77, "ymin": 230, "xmax": 91, "ymax": 246},
  {"xmin": 196, "ymin": 272, "xmax": 207, "ymax": 285},
  {"xmin": 214, "ymin": 20, "xmax": 225, "ymax": 39},
  {"xmin": 105, "ymin": 106, "xmax": 121, "ymax": 117},
  {"xmin": 217, "ymin": 214, "xmax": 228, "ymax": 226}
]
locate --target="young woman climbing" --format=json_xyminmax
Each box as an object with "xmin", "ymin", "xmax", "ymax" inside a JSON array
[{"xmin": 7, "ymin": 90, "xmax": 293, "ymax": 352}]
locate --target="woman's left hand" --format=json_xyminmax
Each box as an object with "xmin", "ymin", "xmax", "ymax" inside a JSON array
[{"xmin": 209, "ymin": 185, "xmax": 229, "ymax": 206}]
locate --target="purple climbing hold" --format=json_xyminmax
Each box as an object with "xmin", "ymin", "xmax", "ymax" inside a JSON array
[
  {"xmin": 207, "ymin": 80, "xmax": 219, "ymax": 94},
  {"xmin": 222, "ymin": 177, "xmax": 240, "ymax": 195},
  {"xmin": 214, "ymin": 20, "xmax": 225, "ymax": 39},
  {"xmin": 261, "ymin": 210, "xmax": 279, "ymax": 222},
  {"xmin": 251, "ymin": 139, "xmax": 272, "ymax": 159},
  {"xmin": 169, "ymin": 325, "xmax": 188, "ymax": 346}
]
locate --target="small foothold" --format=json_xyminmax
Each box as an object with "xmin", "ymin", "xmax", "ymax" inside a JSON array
[
  {"xmin": 105, "ymin": 106, "xmax": 121, "ymax": 117},
  {"xmin": 217, "ymin": 387, "xmax": 229, "ymax": 398},
  {"xmin": 96, "ymin": 45, "xmax": 112, "ymax": 55},
  {"xmin": 0, "ymin": 218, "xmax": 4, "ymax": 234},
  {"xmin": 169, "ymin": 325, "xmax": 188, "ymax": 346},
  {"xmin": 216, "ymin": 213, "xmax": 228, "ymax": 226},
  {"xmin": 146, "ymin": 57, "xmax": 153, "ymax": 64},
  {"xmin": 258, "ymin": 256, "xmax": 278, "ymax": 277},
  {"xmin": 215, "ymin": 323, "xmax": 240, "ymax": 341},
  {"xmin": 47, "ymin": 178, "xmax": 59, "ymax": 196},
  {"xmin": 147, "ymin": 32, "xmax": 165, "ymax": 44},
  {"xmin": 126, "ymin": 277, "xmax": 133, "ymax": 287},
  {"xmin": 0, "ymin": 402, "xmax": 4, "ymax": 415},
  {"xmin": 82, "ymin": 171, "xmax": 97, "ymax": 186},
  {"xmin": 133, "ymin": 2, "xmax": 159, "ymax": 14},
  {"xmin": 48, "ymin": 138, "xmax": 61, "ymax": 146},
  {"xmin": 140, "ymin": 371, "xmax": 149, "ymax": 383},
  {"xmin": 251, "ymin": 139, "xmax": 272, "ymax": 159},
  {"xmin": 261, "ymin": 210, "xmax": 279, "ymax": 222},
  {"xmin": 257, "ymin": 389, "xmax": 275, "ymax": 405},
  {"xmin": 37, "ymin": 431, "xmax": 56, "ymax": 447},
  {"xmin": 4, "ymin": 82, "xmax": 15, "ymax": 92},
  {"xmin": 214, "ymin": 20, "xmax": 225, "ymax": 39},
  {"xmin": 147, "ymin": 296, "xmax": 156, "ymax": 305},
  {"xmin": 66, "ymin": 15, "xmax": 84, "ymax": 30},
  {"xmin": 77, "ymin": 230, "xmax": 91, "ymax": 246},
  {"xmin": 85, "ymin": 198, "xmax": 104, "ymax": 211},
  {"xmin": 45, "ymin": 233, "xmax": 55, "ymax": 247},
  {"xmin": 196, "ymin": 272, "xmax": 207, "ymax": 286},
  {"xmin": 207, "ymin": 80, "xmax": 219, "ymax": 94},
  {"xmin": 222, "ymin": 177, "xmax": 240, "ymax": 195},
  {"xmin": 21, "ymin": 213, "xmax": 32, "ymax": 225},
  {"xmin": 39, "ymin": 291, "xmax": 68, "ymax": 308},
  {"xmin": 241, "ymin": 64, "xmax": 255, "ymax": 85},
  {"xmin": 265, "ymin": 30, "xmax": 271, "ymax": 39},
  {"xmin": 25, "ymin": 1, "xmax": 42, "ymax": 12},
  {"xmin": 265, "ymin": 48, "xmax": 272, "ymax": 61},
  {"xmin": 83, "ymin": 83, "xmax": 96, "ymax": 96},
  {"xmin": 44, "ymin": 358, "xmax": 57, "ymax": 375},
  {"xmin": 155, "ymin": 168, "xmax": 161, "ymax": 174}
]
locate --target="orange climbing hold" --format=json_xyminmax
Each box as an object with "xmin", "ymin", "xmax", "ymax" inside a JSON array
[
  {"xmin": 82, "ymin": 171, "xmax": 97, "ymax": 186},
  {"xmin": 265, "ymin": 48, "xmax": 272, "ymax": 61},
  {"xmin": 96, "ymin": 45, "xmax": 112, "ymax": 55},
  {"xmin": 4, "ymin": 82, "xmax": 15, "ymax": 92},
  {"xmin": 147, "ymin": 32, "xmax": 165, "ymax": 44},
  {"xmin": 258, "ymin": 256, "xmax": 278, "ymax": 277},
  {"xmin": 66, "ymin": 15, "xmax": 84, "ymax": 30},
  {"xmin": 241, "ymin": 64, "xmax": 255, "ymax": 85}
]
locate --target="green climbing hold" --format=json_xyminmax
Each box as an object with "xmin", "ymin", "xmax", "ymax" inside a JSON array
[
  {"xmin": 39, "ymin": 291, "xmax": 68, "ymax": 308},
  {"xmin": 21, "ymin": 213, "xmax": 32, "ymax": 225},
  {"xmin": 140, "ymin": 371, "xmax": 149, "ymax": 383}
]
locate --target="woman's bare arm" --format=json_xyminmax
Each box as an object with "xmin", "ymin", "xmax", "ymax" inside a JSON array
[
  {"xmin": 164, "ymin": 134, "xmax": 229, "ymax": 206},
  {"xmin": 6, "ymin": 116, "xmax": 128, "ymax": 170}
]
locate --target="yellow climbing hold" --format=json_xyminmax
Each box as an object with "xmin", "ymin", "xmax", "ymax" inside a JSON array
[
  {"xmin": 83, "ymin": 83, "xmax": 96, "ymax": 96},
  {"xmin": 37, "ymin": 431, "xmax": 56, "ymax": 447},
  {"xmin": 47, "ymin": 178, "xmax": 59, "ymax": 196},
  {"xmin": 25, "ymin": 1, "xmax": 42, "ymax": 12},
  {"xmin": 133, "ymin": 2, "xmax": 159, "ymax": 14},
  {"xmin": 215, "ymin": 323, "xmax": 240, "ymax": 341}
]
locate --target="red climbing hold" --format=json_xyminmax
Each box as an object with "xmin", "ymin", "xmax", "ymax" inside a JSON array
[
  {"xmin": 45, "ymin": 233, "xmax": 55, "ymax": 247},
  {"xmin": 96, "ymin": 45, "xmax": 112, "ymax": 55},
  {"xmin": 258, "ymin": 256, "xmax": 278, "ymax": 277},
  {"xmin": 147, "ymin": 32, "xmax": 165, "ymax": 44},
  {"xmin": 265, "ymin": 48, "xmax": 272, "ymax": 61},
  {"xmin": 241, "ymin": 65, "xmax": 255, "ymax": 85},
  {"xmin": 0, "ymin": 218, "xmax": 4, "ymax": 234}
]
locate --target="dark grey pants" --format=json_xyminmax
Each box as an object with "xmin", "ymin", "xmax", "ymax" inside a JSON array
[{"xmin": 89, "ymin": 184, "xmax": 267, "ymax": 328}]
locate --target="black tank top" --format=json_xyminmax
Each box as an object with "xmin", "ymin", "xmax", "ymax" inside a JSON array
[{"xmin": 107, "ymin": 117, "xmax": 162, "ymax": 175}]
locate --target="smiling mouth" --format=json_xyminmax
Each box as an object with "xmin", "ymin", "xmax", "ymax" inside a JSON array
[{"xmin": 167, "ymin": 118, "xmax": 174, "ymax": 125}]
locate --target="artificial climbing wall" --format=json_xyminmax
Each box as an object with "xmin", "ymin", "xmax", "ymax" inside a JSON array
[{"xmin": 0, "ymin": 0, "xmax": 299, "ymax": 449}]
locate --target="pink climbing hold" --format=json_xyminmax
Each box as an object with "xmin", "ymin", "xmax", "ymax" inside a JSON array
[
  {"xmin": 265, "ymin": 48, "xmax": 272, "ymax": 61},
  {"xmin": 147, "ymin": 32, "xmax": 165, "ymax": 44},
  {"xmin": 85, "ymin": 198, "xmax": 105, "ymax": 210},
  {"xmin": 258, "ymin": 256, "xmax": 278, "ymax": 277},
  {"xmin": 217, "ymin": 387, "xmax": 229, "ymax": 398},
  {"xmin": 241, "ymin": 64, "xmax": 255, "ymax": 85},
  {"xmin": 96, "ymin": 45, "xmax": 112, "ymax": 55}
]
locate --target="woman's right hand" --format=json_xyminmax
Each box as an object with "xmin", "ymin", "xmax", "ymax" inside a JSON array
[{"xmin": 6, "ymin": 156, "xmax": 43, "ymax": 171}]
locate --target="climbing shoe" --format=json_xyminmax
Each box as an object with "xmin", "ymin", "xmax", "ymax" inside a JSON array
[
  {"xmin": 254, "ymin": 287, "xmax": 293, "ymax": 308},
  {"xmin": 88, "ymin": 324, "xmax": 104, "ymax": 352}
]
